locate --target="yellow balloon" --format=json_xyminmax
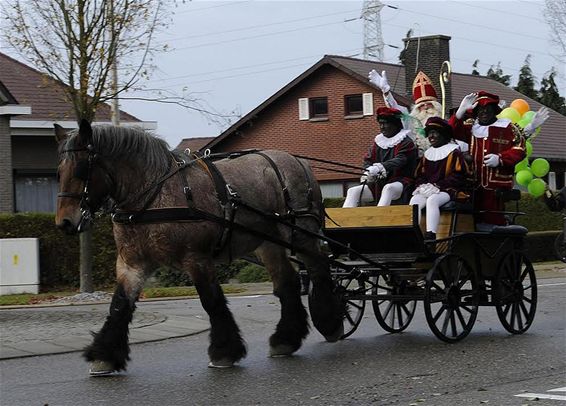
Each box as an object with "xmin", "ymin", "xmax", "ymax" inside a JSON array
[{"xmin": 498, "ymin": 107, "xmax": 521, "ymax": 123}]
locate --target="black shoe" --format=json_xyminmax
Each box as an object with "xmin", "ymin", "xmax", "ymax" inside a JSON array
[{"xmin": 424, "ymin": 231, "xmax": 436, "ymax": 241}]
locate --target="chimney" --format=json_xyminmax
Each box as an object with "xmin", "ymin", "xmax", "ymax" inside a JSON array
[{"xmin": 402, "ymin": 34, "xmax": 452, "ymax": 113}]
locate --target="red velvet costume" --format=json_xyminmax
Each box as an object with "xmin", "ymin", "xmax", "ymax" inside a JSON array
[{"xmin": 448, "ymin": 116, "xmax": 525, "ymax": 224}]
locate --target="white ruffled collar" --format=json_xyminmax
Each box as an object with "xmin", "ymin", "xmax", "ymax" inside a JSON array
[
  {"xmin": 424, "ymin": 142, "xmax": 460, "ymax": 161},
  {"xmin": 472, "ymin": 118, "xmax": 511, "ymax": 138},
  {"xmin": 375, "ymin": 129, "xmax": 411, "ymax": 149}
]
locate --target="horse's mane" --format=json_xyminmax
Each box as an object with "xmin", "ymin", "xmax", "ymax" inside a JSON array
[{"xmin": 65, "ymin": 125, "xmax": 173, "ymax": 173}]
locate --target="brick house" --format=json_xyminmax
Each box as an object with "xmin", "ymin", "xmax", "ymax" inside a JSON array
[
  {"xmin": 0, "ymin": 52, "xmax": 156, "ymax": 213},
  {"xmin": 196, "ymin": 35, "xmax": 566, "ymax": 197}
]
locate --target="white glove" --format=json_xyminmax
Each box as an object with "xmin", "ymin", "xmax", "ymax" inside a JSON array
[
  {"xmin": 524, "ymin": 106, "xmax": 549, "ymax": 135},
  {"xmin": 483, "ymin": 153, "xmax": 501, "ymax": 167},
  {"xmin": 456, "ymin": 92, "xmax": 478, "ymax": 119},
  {"xmin": 368, "ymin": 69, "xmax": 391, "ymax": 93},
  {"xmin": 360, "ymin": 171, "xmax": 376, "ymax": 183},
  {"xmin": 368, "ymin": 163, "xmax": 387, "ymax": 178}
]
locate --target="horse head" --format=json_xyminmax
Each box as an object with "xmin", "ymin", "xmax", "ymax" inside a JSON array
[{"xmin": 54, "ymin": 120, "xmax": 113, "ymax": 234}]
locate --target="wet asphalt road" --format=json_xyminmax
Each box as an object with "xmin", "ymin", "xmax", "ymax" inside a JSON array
[{"xmin": 0, "ymin": 279, "xmax": 564, "ymax": 406}]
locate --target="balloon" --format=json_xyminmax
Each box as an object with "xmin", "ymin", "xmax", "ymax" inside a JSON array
[
  {"xmin": 526, "ymin": 141, "xmax": 533, "ymax": 157},
  {"xmin": 510, "ymin": 99, "xmax": 530, "ymax": 116},
  {"xmin": 522, "ymin": 110, "xmax": 536, "ymax": 122},
  {"xmin": 514, "ymin": 158, "xmax": 529, "ymax": 173},
  {"xmin": 516, "ymin": 169, "xmax": 533, "ymax": 186},
  {"xmin": 527, "ymin": 178, "xmax": 546, "ymax": 197},
  {"xmin": 498, "ymin": 107, "xmax": 521, "ymax": 123},
  {"xmin": 531, "ymin": 158, "xmax": 550, "ymax": 177},
  {"xmin": 517, "ymin": 117, "xmax": 530, "ymax": 128}
]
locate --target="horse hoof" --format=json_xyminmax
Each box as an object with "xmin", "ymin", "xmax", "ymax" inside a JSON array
[
  {"xmin": 89, "ymin": 360, "xmax": 115, "ymax": 376},
  {"xmin": 208, "ymin": 359, "xmax": 234, "ymax": 368},
  {"xmin": 324, "ymin": 323, "xmax": 344, "ymax": 343},
  {"xmin": 269, "ymin": 344, "xmax": 295, "ymax": 357}
]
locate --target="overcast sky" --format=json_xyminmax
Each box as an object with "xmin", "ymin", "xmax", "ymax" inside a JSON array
[{"xmin": 5, "ymin": 0, "xmax": 564, "ymax": 148}]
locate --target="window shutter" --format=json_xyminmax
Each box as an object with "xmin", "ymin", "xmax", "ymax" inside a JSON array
[
  {"xmin": 362, "ymin": 93, "xmax": 373, "ymax": 116},
  {"xmin": 298, "ymin": 98, "xmax": 309, "ymax": 120}
]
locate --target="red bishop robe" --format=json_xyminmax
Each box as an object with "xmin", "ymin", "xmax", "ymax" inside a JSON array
[{"xmin": 448, "ymin": 116, "xmax": 526, "ymax": 225}]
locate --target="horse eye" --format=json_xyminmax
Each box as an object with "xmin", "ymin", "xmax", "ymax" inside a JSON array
[{"xmin": 74, "ymin": 161, "xmax": 90, "ymax": 180}]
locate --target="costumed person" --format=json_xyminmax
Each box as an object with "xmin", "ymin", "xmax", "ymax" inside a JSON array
[
  {"xmin": 368, "ymin": 69, "xmax": 466, "ymax": 154},
  {"xmin": 409, "ymin": 117, "xmax": 467, "ymax": 241},
  {"xmin": 343, "ymin": 107, "xmax": 417, "ymax": 208},
  {"xmin": 448, "ymin": 91, "xmax": 528, "ymax": 227}
]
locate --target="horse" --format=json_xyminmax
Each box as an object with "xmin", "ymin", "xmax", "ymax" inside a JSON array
[{"xmin": 54, "ymin": 120, "xmax": 344, "ymax": 375}]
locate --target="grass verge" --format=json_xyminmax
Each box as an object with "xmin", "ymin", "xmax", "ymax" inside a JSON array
[{"xmin": 0, "ymin": 285, "xmax": 249, "ymax": 306}]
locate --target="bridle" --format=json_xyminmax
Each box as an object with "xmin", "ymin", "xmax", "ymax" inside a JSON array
[{"xmin": 57, "ymin": 143, "xmax": 105, "ymax": 232}]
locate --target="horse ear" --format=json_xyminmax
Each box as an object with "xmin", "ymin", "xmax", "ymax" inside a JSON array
[
  {"xmin": 78, "ymin": 119, "xmax": 93, "ymax": 145},
  {"xmin": 54, "ymin": 124, "xmax": 68, "ymax": 144}
]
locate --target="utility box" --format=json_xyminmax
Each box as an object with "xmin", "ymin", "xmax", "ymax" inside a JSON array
[{"xmin": 0, "ymin": 238, "xmax": 40, "ymax": 295}]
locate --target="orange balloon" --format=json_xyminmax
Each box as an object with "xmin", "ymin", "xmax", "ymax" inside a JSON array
[{"xmin": 510, "ymin": 99, "xmax": 530, "ymax": 116}]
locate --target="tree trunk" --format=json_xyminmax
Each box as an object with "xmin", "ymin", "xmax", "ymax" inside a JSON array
[{"xmin": 80, "ymin": 228, "xmax": 94, "ymax": 293}]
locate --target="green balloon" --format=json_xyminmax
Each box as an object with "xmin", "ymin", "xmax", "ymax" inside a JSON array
[
  {"xmin": 531, "ymin": 158, "xmax": 550, "ymax": 177},
  {"xmin": 526, "ymin": 141, "xmax": 533, "ymax": 157},
  {"xmin": 522, "ymin": 110, "xmax": 535, "ymax": 121},
  {"xmin": 514, "ymin": 158, "xmax": 529, "ymax": 173},
  {"xmin": 516, "ymin": 169, "xmax": 533, "ymax": 186},
  {"xmin": 517, "ymin": 117, "xmax": 530, "ymax": 128},
  {"xmin": 528, "ymin": 178, "xmax": 546, "ymax": 197}
]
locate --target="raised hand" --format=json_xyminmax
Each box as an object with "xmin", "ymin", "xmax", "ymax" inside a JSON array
[
  {"xmin": 456, "ymin": 92, "xmax": 478, "ymax": 119},
  {"xmin": 524, "ymin": 106, "xmax": 550, "ymax": 135},
  {"xmin": 368, "ymin": 69, "xmax": 391, "ymax": 93}
]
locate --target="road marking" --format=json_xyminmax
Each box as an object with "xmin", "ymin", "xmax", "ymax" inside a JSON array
[
  {"xmin": 515, "ymin": 393, "xmax": 566, "ymax": 401},
  {"xmin": 539, "ymin": 282, "xmax": 566, "ymax": 287},
  {"xmin": 548, "ymin": 388, "xmax": 566, "ymax": 392}
]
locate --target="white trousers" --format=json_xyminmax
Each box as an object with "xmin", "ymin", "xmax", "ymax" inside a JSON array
[
  {"xmin": 409, "ymin": 191, "xmax": 451, "ymax": 233},
  {"xmin": 343, "ymin": 181, "xmax": 404, "ymax": 208}
]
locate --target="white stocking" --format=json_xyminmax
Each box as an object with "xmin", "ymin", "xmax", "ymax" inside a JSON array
[
  {"xmin": 343, "ymin": 184, "xmax": 374, "ymax": 207},
  {"xmin": 410, "ymin": 192, "xmax": 451, "ymax": 232},
  {"xmin": 377, "ymin": 182, "xmax": 403, "ymax": 206},
  {"xmin": 425, "ymin": 192, "xmax": 450, "ymax": 233}
]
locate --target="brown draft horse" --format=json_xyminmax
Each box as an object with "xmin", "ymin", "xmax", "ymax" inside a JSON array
[{"xmin": 54, "ymin": 120, "xmax": 343, "ymax": 375}]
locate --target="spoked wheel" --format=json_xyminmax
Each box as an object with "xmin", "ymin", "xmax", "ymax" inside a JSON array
[
  {"xmin": 332, "ymin": 272, "xmax": 366, "ymax": 339},
  {"xmin": 371, "ymin": 275, "xmax": 417, "ymax": 333},
  {"xmin": 424, "ymin": 254, "xmax": 479, "ymax": 343},
  {"xmin": 554, "ymin": 231, "xmax": 566, "ymax": 263},
  {"xmin": 495, "ymin": 250, "xmax": 537, "ymax": 334}
]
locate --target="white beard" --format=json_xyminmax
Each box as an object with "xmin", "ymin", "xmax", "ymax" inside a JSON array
[{"xmin": 410, "ymin": 101, "xmax": 443, "ymax": 125}]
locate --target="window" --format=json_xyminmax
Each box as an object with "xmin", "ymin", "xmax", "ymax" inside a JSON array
[
  {"xmin": 309, "ymin": 97, "xmax": 328, "ymax": 119},
  {"xmin": 345, "ymin": 94, "xmax": 363, "ymax": 116},
  {"xmin": 14, "ymin": 173, "xmax": 58, "ymax": 213}
]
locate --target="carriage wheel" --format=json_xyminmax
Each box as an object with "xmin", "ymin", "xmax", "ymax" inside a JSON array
[
  {"xmin": 371, "ymin": 275, "xmax": 417, "ymax": 333},
  {"xmin": 424, "ymin": 254, "xmax": 478, "ymax": 343},
  {"xmin": 331, "ymin": 273, "xmax": 366, "ymax": 339},
  {"xmin": 494, "ymin": 250, "xmax": 537, "ymax": 334}
]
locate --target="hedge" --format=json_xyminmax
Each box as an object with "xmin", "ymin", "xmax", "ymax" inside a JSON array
[{"xmin": 0, "ymin": 192, "xmax": 562, "ymax": 290}]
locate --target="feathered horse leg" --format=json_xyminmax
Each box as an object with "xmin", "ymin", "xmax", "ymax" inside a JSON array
[
  {"xmin": 187, "ymin": 256, "xmax": 247, "ymax": 368},
  {"xmin": 256, "ymin": 243, "xmax": 309, "ymax": 357},
  {"xmin": 84, "ymin": 255, "xmax": 144, "ymax": 375}
]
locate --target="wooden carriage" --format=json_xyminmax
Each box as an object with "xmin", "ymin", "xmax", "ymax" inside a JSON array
[{"xmin": 321, "ymin": 203, "xmax": 537, "ymax": 342}]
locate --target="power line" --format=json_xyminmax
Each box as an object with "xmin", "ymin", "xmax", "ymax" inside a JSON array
[
  {"xmin": 164, "ymin": 8, "xmax": 361, "ymax": 43},
  {"xmin": 170, "ymin": 18, "xmax": 361, "ymax": 52},
  {"xmin": 450, "ymin": 0, "xmax": 546, "ymax": 24},
  {"xmin": 173, "ymin": 1, "xmax": 251, "ymax": 15}
]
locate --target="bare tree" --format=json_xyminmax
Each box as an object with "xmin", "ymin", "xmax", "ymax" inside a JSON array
[
  {"xmin": 1, "ymin": 0, "xmax": 238, "ymax": 292},
  {"xmin": 544, "ymin": 0, "xmax": 566, "ymax": 63}
]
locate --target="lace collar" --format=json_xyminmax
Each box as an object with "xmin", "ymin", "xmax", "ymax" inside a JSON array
[
  {"xmin": 424, "ymin": 142, "xmax": 460, "ymax": 161},
  {"xmin": 375, "ymin": 129, "xmax": 411, "ymax": 149},
  {"xmin": 472, "ymin": 118, "xmax": 511, "ymax": 138}
]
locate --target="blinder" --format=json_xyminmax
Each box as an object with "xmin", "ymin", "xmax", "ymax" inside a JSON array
[{"xmin": 57, "ymin": 144, "xmax": 99, "ymax": 231}]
